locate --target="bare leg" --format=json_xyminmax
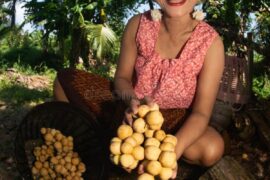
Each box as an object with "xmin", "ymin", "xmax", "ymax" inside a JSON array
[
  {"xmin": 182, "ymin": 126, "xmax": 224, "ymax": 167},
  {"xmin": 53, "ymin": 77, "xmax": 69, "ymax": 102}
]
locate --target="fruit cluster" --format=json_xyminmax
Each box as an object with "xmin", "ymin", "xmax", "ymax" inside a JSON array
[
  {"xmin": 31, "ymin": 128, "xmax": 86, "ymax": 180},
  {"xmin": 110, "ymin": 104, "xmax": 178, "ymax": 180}
]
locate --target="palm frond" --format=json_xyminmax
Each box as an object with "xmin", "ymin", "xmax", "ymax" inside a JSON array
[{"xmin": 84, "ymin": 23, "xmax": 117, "ymax": 60}]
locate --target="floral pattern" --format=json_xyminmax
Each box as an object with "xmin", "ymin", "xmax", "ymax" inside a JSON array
[{"xmin": 133, "ymin": 11, "xmax": 218, "ymax": 109}]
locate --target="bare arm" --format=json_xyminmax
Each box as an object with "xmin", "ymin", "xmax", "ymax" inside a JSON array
[
  {"xmin": 114, "ymin": 14, "xmax": 141, "ymax": 104},
  {"xmin": 175, "ymin": 36, "xmax": 225, "ymax": 159}
]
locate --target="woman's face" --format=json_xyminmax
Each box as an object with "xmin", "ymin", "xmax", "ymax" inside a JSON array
[{"xmin": 155, "ymin": 0, "xmax": 198, "ymax": 18}]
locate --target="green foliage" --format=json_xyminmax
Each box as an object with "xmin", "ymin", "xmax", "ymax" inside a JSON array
[
  {"xmin": 253, "ymin": 74, "xmax": 270, "ymax": 100},
  {"xmin": 0, "ymin": 79, "xmax": 51, "ymax": 105}
]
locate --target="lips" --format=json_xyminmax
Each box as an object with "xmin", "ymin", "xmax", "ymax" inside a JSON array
[{"xmin": 167, "ymin": 0, "xmax": 187, "ymax": 6}]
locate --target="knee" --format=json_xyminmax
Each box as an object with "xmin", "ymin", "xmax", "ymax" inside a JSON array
[
  {"xmin": 201, "ymin": 135, "xmax": 224, "ymax": 167},
  {"xmin": 53, "ymin": 77, "xmax": 68, "ymax": 102}
]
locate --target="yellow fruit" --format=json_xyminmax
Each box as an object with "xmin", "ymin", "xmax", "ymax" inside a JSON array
[
  {"xmin": 31, "ymin": 166, "xmax": 39, "ymax": 175},
  {"xmin": 159, "ymin": 167, "xmax": 173, "ymax": 180},
  {"xmin": 145, "ymin": 146, "xmax": 161, "ymax": 161},
  {"xmin": 71, "ymin": 157, "xmax": 80, "ymax": 166},
  {"xmin": 120, "ymin": 154, "xmax": 135, "ymax": 168},
  {"xmin": 120, "ymin": 142, "xmax": 133, "ymax": 154},
  {"xmin": 132, "ymin": 133, "xmax": 144, "ymax": 145},
  {"xmin": 160, "ymin": 142, "xmax": 175, "ymax": 152},
  {"xmin": 78, "ymin": 162, "xmax": 86, "ymax": 172},
  {"xmin": 137, "ymin": 173, "xmax": 155, "ymax": 180},
  {"xmin": 54, "ymin": 141, "xmax": 62, "ymax": 149},
  {"xmin": 124, "ymin": 137, "xmax": 137, "ymax": 147},
  {"xmin": 117, "ymin": 125, "xmax": 133, "ymax": 140},
  {"xmin": 132, "ymin": 146, "xmax": 144, "ymax": 160},
  {"xmin": 110, "ymin": 154, "xmax": 120, "ymax": 165},
  {"xmin": 34, "ymin": 161, "xmax": 43, "ymax": 169},
  {"xmin": 159, "ymin": 151, "xmax": 176, "ymax": 168},
  {"xmin": 44, "ymin": 133, "xmax": 54, "ymax": 142},
  {"xmin": 40, "ymin": 128, "xmax": 47, "ymax": 135},
  {"xmin": 146, "ymin": 160, "xmax": 162, "ymax": 176},
  {"xmin": 133, "ymin": 118, "xmax": 147, "ymax": 133},
  {"xmin": 111, "ymin": 137, "xmax": 122, "ymax": 143},
  {"xmin": 149, "ymin": 103, "xmax": 159, "ymax": 111},
  {"xmin": 163, "ymin": 135, "xmax": 177, "ymax": 146},
  {"xmin": 154, "ymin": 130, "xmax": 166, "ymax": 141},
  {"xmin": 148, "ymin": 123, "xmax": 162, "ymax": 130},
  {"xmin": 144, "ymin": 138, "xmax": 160, "ymax": 147},
  {"xmin": 129, "ymin": 160, "xmax": 139, "ymax": 169},
  {"xmin": 145, "ymin": 111, "xmax": 164, "ymax": 126},
  {"xmin": 40, "ymin": 167, "xmax": 48, "ymax": 176},
  {"xmin": 144, "ymin": 129, "xmax": 155, "ymax": 138},
  {"xmin": 110, "ymin": 141, "xmax": 121, "ymax": 155},
  {"xmin": 137, "ymin": 105, "xmax": 150, "ymax": 118}
]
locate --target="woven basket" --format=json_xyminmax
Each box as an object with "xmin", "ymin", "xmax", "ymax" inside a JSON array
[
  {"xmin": 217, "ymin": 55, "xmax": 251, "ymax": 105},
  {"xmin": 15, "ymin": 101, "xmax": 111, "ymax": 180}
]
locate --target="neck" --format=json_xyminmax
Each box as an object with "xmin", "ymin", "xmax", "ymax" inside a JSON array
[{"xmin": 161, "ymin": 14, "xmax": 195, "ymax": 35}]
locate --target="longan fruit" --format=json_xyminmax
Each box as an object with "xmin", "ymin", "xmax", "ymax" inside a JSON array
[
  {"xmin": 41, "ymin": 128, "xmax": 47, "ymax": 135},
  {"xmin": 78, "ymin": 162, "xmax": 86, "ymax": 172},
  {"xmin": 71, "ymin": 157, "xmax": 80, "ymax": 166},
  {"xmin": 31, "ymin": 166, "xmax": 39, "ymax": 175},
  {"xmin": 54, "ymin": 142, "xmax": 62, "ymax": 149},
  {"xmin": 34, "ymin": 161, "xmax": 43, "ymax": 169},
  {"xmin": 44, "ymin": 133, "xmax": 54, "ymax": 142},
  {"xmin": 55, "ymin": 133, "xmax": 63, "ymax": 141},
  {"xmin": 40, "ymin": 167, "xmax": 48, "ymax": 176}
]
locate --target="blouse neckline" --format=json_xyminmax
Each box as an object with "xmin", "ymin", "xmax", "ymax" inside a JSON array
[{"xmin": 153, "ymin": 20, "xmax": 204, "ymax": 61}]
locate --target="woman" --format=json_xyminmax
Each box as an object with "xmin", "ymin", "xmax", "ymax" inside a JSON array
[
  {"xmin": 54, "ymin": 0, "xmax": 225, "ymax": 178},
  {"xmin": 114, "ymin": 0, "xmax": 225, "ymax": 178}
]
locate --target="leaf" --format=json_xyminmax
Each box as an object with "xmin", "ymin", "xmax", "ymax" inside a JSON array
[{"xmin": 85, "ymin": 2, "xmax": 97, "ymax": 10}]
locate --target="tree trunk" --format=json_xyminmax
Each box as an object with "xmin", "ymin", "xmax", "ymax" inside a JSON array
[
  {"xmin": 11, "ymin": 0, "xmax": 17, "ymax": 28},
  {"xmin": 69, "ymin": 28, "xmax": 83, "ymax": 67}
]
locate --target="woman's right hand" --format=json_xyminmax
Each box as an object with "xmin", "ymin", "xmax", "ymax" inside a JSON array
[{"xmin": 123, "ymin": 96, "xmax": 156, "ymax": 125}]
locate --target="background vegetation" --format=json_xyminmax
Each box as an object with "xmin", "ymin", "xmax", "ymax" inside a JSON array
[{"xmin": 0, "ymin": 0, "xmax": 270, "ymax": 102}]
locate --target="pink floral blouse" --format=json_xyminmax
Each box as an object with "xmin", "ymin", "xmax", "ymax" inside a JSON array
[{"xmin": 133, "ymin": 11, "xmax": 218, "ymax": 109}]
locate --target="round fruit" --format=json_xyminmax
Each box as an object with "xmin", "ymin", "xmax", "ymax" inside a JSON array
[
  {"xmin": 120, "ymin": 154, "xmax": 135, "ymax": 168},
  {"xmin": 144, "ymin": 129, "xmax": 155, "ymax": 138},
  {"xmin": 133, "ymin": 118, "xmax": 147, "ymax": 133},
  {"xmin": 146, "ymin": 160, "xmax": 162, "ymax": 176},
  {"xmin": 159, "ymin": 151, "xmax": 177, "ymax": 168},
  {"xmin": 159, "ymin": 167, "xmax": 173, "ymax": 180},
  {"xmin": 137, "ymin": 173, "xmax": 155, "ymax": 180},
  {"xmin": 117, "ymin": 125, "xmax": 133, "ymax": 140},
  {"xmin": 154, "ymin": 130, "xmax": 166, "ymax": 141},
  {"xmin": 132, "ymin": 146, "xmax": 144, "ymax": 160},
  {"xmin": 146, "ymin": 111, "xmax": 164, "ymax": 126},
  {"xmin": 160, "ymin": 142, "xmax": 175, "ymax": 152},
  {"xmin": 144, "ymin": 138, "xmax": 160, "ymax": 147},
  {"xmin": 138, "ymin": 105, "xmax": 150, "ymax": 118},
  {"xmin": 124, "ymin": 137, "xmax": 137, "ymax": 147},
  {"xmin": 120, "ymin": 142, "xmax": 133, "ymax": 154},
  {"xmin": 110, "ymin": 141, "xmax": 121, "ymax": 155},
  {"xmin": 131, "ymin": 133, "xmax": 144, "ymax": 145},
  {"xmin": 145, "ymin": 146, "xmax": 161, "ymax": 161},
  {"xmin": 163, "ymin": 135, "xmax": 177, "ymax": 146}
]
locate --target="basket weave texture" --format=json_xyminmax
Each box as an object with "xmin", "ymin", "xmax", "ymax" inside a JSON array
[
  {"xmin": 15, "ymin": 102, "xmax": 109, "ymax": 179},
  {"xmin": 217, "ymin": 55, "xmax": 251, "ymax": 104}
]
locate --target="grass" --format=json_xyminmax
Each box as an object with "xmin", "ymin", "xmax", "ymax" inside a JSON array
[{"xmin": 0, "ymin": 62, "xmax": 56, "ymax": 105}]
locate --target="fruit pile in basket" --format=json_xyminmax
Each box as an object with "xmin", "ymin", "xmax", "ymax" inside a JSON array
[
  {"xmin": 110, "ymin": 103, "xmax": 178, "ymax": 180},
  {"xmin": 31, "ymin": 128, "xmax": 86, "ymax": 180}
]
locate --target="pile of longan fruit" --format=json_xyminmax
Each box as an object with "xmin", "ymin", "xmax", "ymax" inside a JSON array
[
  {"xmin": 110, "ymin": 103, "xmax": 178, "ymax": 180},
  {"xmin": 31, "ymin": 128, "xmax": 86, "ymax": 180}
]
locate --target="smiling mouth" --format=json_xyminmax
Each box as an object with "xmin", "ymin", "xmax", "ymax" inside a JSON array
[{"xmin": 167, "ymin": 0, "xmax": 187, "ymax": 6}]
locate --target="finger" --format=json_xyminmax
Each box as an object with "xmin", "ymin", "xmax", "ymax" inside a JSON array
[
  {"xmin": 137, "ymin": 164, "xmax": 144, "ymax": 174},
  {"xmin": 130, "ymin": 99, "xmax": 140, "ymax": 114},
  {"xmin": 144, "ymin": 96, "xmax": 155, "ymax": 107},
  {"xmin": 171, "ymin": 166, "xmax": 178, "ymax": 179},
  {"xmin": 124, "ymin": 109, "xmax": 133, "ymax": 126}
]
